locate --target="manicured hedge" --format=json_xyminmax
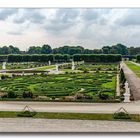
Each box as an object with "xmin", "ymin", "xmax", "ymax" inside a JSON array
[
  {"xmin": 73, "ymin": 54, "xmax": 122, "ymax": 62},
  {"xmin": 137, "ymin": 55, "xmax": 140, "ymax": 62},
  {"xmin": 0, "ymin": 54, "xmax": 121, "ymax": 63}
]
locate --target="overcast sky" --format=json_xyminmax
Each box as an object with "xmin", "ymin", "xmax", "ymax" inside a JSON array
[{"xmin": 0, "ymin": 8, "xmax": 140, "ymax": 50}]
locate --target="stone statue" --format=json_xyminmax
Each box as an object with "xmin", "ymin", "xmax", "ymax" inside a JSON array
[
  {"xmin": 2, "ymin": 62, "xmax": 6, "ymax": 70},
  {"xmin": 123, "ymin": 81, "xmax": 131, "ymax": 103},
  {"xmin": 72, "ymin": 61, "xmax": 75, "ymax": 70},
  {"xmin": 48, "ymin": 61, "xmax": 51, "ymax": 66},
  {"xmin": 56, "ymin": 64, "xmax": 58, "ymax": 72}
]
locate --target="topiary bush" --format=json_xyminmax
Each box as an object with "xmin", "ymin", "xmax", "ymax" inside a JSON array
[
  {"xmin": 113, "ymin": 112, "xmax": 131, "ymax": 119},
  {"xmin": 99, "ymin": 93, "xmax": 109, "ymax": 100},
  {"xmin": 7, "ymin": 91, "xmax": 17, "ymax": 98},
  {"xmin": 17, "ymin": 110, "xmax": 37, "ymax": 117},
  {"xmin": 23, "ymin": 91, "xmax": 33, "ymax": 98}
]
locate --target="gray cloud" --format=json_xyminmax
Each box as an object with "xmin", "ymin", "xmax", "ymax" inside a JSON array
[
  {"xmin": 44, "ymin": 9, "xmax": 80, "ymax": 34},
  {"xmin": 1, "ymin": 8, "xmax": 140, "ymax": 50},
  {"xmin": 81, "ymin": 9, "xmax": 99, "ymax": 21},
  {"xmin": 13, "ymin": 9, "xmax": 45, "ymax": 24},
  {"xmin": 44, "ymin": 9, "xmax": 80, "ymax": 35},
  {"xmin": 0, "ymin": 9, "xmax": 18, "ymax": 20},
  {"xmin": 7, "ymin": 31, "xmax": 23, "ymax": 35},
  {"xmin": 118, "ymin": 9, "xmax": 140, "ymax": 26}
]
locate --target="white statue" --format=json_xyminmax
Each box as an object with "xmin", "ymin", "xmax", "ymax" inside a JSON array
[
  {"xmin": 123, "ymin": 81, "xmax": 131, "ymax": 103},
  {"xmin": 48, "ymin": 61, "xmax": 51, "ymax": 66},
  {"xmin": 120, "ymin": 62, "xmax": 122, "ymax": 70},
  {"xmin": 72, "ymin": 61, "xmax": 75, "ymax": 70},
  {"xmin": 2, "ymin": 62, "xmax": 6, "ymax": 70},
  {"xmin": 56, "ymin": 64, "xmax": 58, "ymax": 71}
]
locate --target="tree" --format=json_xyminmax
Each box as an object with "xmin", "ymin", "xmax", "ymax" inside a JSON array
[
  {"xmin": 28, "ymin": 46, "xmax": 42, "ymax": 54},
  {"xmin": 102, "ymin": 46, "xmax": 111, "ymax": 54},
  {"xmin": 41, "ymin": 44, "xmax": 52, "ymax": 54}
]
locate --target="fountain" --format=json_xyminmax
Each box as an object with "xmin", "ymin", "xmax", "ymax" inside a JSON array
[
  {"xmin": 123, "ymin": 81, "xmax": 131, "ymax": 103},
  {"xmin": 2, "ymin": 62, "xmax": 6, "ymax": 70},
  {"xmin": 71, "ymin": 61, "xmax": 75, "ymax": 70}
]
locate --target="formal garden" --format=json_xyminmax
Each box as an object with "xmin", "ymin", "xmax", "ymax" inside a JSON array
[{"xmin": 0, "ymin": 62, "xmax": 119, "ymax": 102}]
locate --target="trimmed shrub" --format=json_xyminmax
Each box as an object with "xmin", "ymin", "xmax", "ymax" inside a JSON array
[
  {"xmin": 113, "ymin": 112, "xmax": 131, "ymax": 119},
  {"xmin": 7, "ymin": 91, "xmax": 17, "ymax": 98},
  {"xmin": 23, "ymin": 91, "xmax": 33, "ymax": 98},
  {"xmin": 17, "ymin": 110, "xmax": 37, "ymax": 117},
  {"xmin": 99, "ymin": 93, "xmax": 109, "ymax": 100}
]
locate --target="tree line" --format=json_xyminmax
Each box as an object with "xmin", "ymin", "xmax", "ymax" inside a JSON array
[
  {"xmin": 0, "ymin": 43, "xmax": 140, "ymax": 55},
  {"xmin": 0, "ymin": 54, "xmax": 122, "ymax": 63}
]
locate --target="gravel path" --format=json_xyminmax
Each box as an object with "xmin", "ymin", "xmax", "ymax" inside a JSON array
[
  {"xmin": 1, "ymin": 101, "xmax": 140, "ymax": 114},
  {"xmin": 122, "ymin": 61, "xmax": 140, "ymax": 100},
  {"xmin": 0, "ymin": 118, "xmax": 140, "ymax": 132}
]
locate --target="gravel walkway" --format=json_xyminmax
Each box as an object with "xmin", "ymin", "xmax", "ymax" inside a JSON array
[
  {"xmin": 1, "ymin": 101, "xmax": 140, "ymax": 114},
  {"xmin": 122, "ymin": 61, "xmax": 140, "ymax": 100},
  {"xmin": 0, "ymin": 118, "xmax": 140, "ymax": 132}
]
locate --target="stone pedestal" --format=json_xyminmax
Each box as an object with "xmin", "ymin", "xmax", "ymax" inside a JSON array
[{"xmin": 124, "ymin": 92, "xmax": 131, "ymax": 102}]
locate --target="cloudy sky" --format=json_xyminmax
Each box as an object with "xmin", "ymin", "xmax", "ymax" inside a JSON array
[{"xmin": 0, "ymin": 8, "xmax": 140, "ymax": 50}]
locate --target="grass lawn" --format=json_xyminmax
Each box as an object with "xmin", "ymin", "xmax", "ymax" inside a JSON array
[
  {"xmin": 0, "ymin": 111, "xmax": 139, "ymax": 122},
  {"xmin": 125, "ymin": 61, "xmax": 140, "ymax": 78},
  {"xmin": 35, "ymin": 65, "xmax": 55, "ymax": 70}
]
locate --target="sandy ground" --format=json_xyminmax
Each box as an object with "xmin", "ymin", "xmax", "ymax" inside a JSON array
[
  {"xmin": 0, "ymin": 118, "xmax": 140, "ymax": 132},
  {"xmin": 1, "ymin": 101, "xmax": 140, "ymax": 114}
]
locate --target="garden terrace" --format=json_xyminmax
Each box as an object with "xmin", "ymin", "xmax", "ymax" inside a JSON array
[{"xmin": 0, "ymin": 71, "xmax": 117, "ymax": 102}]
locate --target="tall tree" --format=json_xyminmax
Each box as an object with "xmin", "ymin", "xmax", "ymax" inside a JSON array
[{"xmin": 41, "ymin": 44, "xmax": 52, "ymax": 54}]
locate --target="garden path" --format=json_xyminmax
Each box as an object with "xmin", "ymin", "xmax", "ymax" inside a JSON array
[
  {"xmin": 0, "ymin": 118, "xmax": 140, "ymax": 132},
  {"xmin": 1, "ymin": 101, "xmax": 140, "ymax": 114},
  {"xmin": 122, "ymin": 61, "xmax": 140, "ymax": 100}
]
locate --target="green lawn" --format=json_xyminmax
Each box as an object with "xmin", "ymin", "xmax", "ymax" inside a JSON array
[
  {"xmin": 0, "ymin": 111, "xmax": 139, "ymax": 122},
  {"xmin": 125, "ymin": 61, "xmax": 140, "ymax": 78},
  {"xmin": 35, "ymin": 65, "xmax": 55, "ymax": 70}
]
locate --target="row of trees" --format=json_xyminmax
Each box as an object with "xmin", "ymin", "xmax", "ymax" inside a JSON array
[
  {"xmin": 1, "ymin": 44, "xmax": 140, "ymax": 55},
  {"xmin": 0, "ymin": 54, "xmax": 122, "ymax": 63},
  {"xmin": 0, "ymin": 45, "xmax": 20, "ymax": 54}
]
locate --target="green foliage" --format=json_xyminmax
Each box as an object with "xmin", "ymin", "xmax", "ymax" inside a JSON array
[
  {"xmin": 73, "ymin": 54, "xmax": 122, "ymax": 62},
  {"xmin": 120, "ymin": 69, "xmax": 126, "ymax": 84},
  {"xmin": 99, "ymin": 93, "xmax": 109, "ymax": 100},
  {"xmin": 102, "ymin": 44, "xmax": 128, "ymax": 55},
  {"xmin": 17, "ymin": 110, "xmax": 37, "ymax": 117},
  {"xmin": 0, "ymin": 71, "xmax": 116, "ymax": 101},
  {"xmin": 23, "ymin": 91, "xmax": 33, "ymax": 98},
  {"xmin": 1, "ymin": 75, "xmax": 9, "ymax": 80},
  {"xmin": 0, "ymin": 44, "xmax": 139, "ymax": 56},
  {"xmin": 137, "ymin": 55, "xmax": 140, "ymax": 62},
  {"xmin": 7, "ymin": 91, "xmax": 17, "ymax": 98},
  {"xmin": 113, "ymin": 112, "xmax": 131, "ymax": 119}
]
